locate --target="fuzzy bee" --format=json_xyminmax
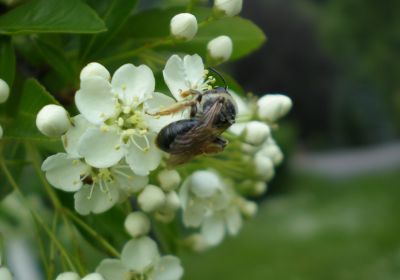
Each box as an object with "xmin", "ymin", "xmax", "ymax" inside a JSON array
[{"xmin": 148, "ymin": 70, "xmax": 237, "ymax": 165}]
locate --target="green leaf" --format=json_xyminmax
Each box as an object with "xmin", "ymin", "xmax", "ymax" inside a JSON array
[
  {"xmin": 80, "ymin": 0, "xmax": 139, "ymax": 61},
  {"xmin": 5, "ymin": 79, "xmax": 60, "ymax": 141},
  {"xmin": 33, "ymin": 38, "xmax": 78, "ymax": 86},
  {"xmin": 0, "ymin": 36, "xmax": 16, "ymax": 86},
  {"xmin": 0, "ymin": 0, "xmax": 107, "ymax": 35}
]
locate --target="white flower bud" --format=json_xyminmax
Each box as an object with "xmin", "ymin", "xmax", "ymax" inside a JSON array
[
  {"xmin": 82, "ymin": 273, "xmax": 105, "ymax": 280},
  {"xmin": 157, "ymin": 169, "xmax": 181, "ymax": 191},
  {"xmin": 253, "ymin": 181, "xmax": 267, "ymax": 196},
  {"xmin": 190, "ymin": 170, "xmax": 220, "ymax": 198},
  {"xmin": 214, "ymin": 0, "xmax": 243, "ymax": 17},
  {"xmin": 258, "ymin": 144, "xmax": 283, "ymax": 165},
  {"xmin": 185, "ymin": 234, "xmax": 209, "ymax": 252},
  {"xmin": 0, "ymin": 267, "xmax": 13, "ymax": 280},
  {"xmin": 138, "ymin": 185, "xmax": 166, "ymax": 213},
  {"xmin": 55, "ymin": 272, "xmax": 80, "ymax": 280},
  {"xmin": 257, "ymin": 94, "xmax": 292, "ymax": 122},
  {"xmin": 36, "ymin": 104, "xmax": 71, "ymax": 137},
  {"xmin": 241, "ymin": 143, "xmax": 258, "ymax": 154},
  {"xmin": 154, "ymin": 210, "xmax": 175, "ymax": 224},
  {"xmin": 207, "ymin": 35, "xmax": 233, "ymax": 63},
  {"xmin": 254, "ymin": 153, "xmax": 275, "ymax": 180},
  {"xmin": 124, "ymin": 212, "xmax": 151, "ymax": 238},
  {"xmin": 80, "ymin": 62, "xmax": 110, "ymax": 81},
  {"xmin": 0, "ymin": 124, "xmax": 3, "ymax": 139},
  {"xmin": 164, "ymin": 191, "xmax": 181, "ymax": 211},
  {"xmin": 243, "ymin": 121, "xmax": 271, "ymax": 146},
  {"xmin": 239, "ymin": 200, "xmax": 258, "ymax": 218},
  {"xmin": 0, "ymin": 78, "xmax": 10, "ymax": 104},
  {"xmin": 170, "ymin": 13, "xmax": 198, "ymax": 40}
]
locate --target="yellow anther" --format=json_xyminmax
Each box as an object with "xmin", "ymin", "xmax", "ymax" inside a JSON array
[{"xmin": 101, "ymin": 125, "xmax": 109, "ymax": 132}]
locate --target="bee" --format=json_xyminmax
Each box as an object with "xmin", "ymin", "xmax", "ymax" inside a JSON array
[{"xmin": 149, "ymin": 69, "xmax": 237, "ymax": 165}]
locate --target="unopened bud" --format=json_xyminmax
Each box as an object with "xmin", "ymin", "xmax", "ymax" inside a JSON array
[
  {"xmin": 257, "ymin": 94, "xmax": 292, "ymax": 122},
  {"xmin": 259, "ymin": 145, "xmax": 283, "ymax": 165},
  {"xmin": 0, "ymin": 79, "xmax": 10, "ymax": 104},
  {"xmin": 36, "ymin": 104, "xmax": 71, "ymax": 137},
  {"xmin": 254, "ymin": 153, "xmax": 275, "ymax": 180},
  {"xmin": 253, "ymin": 181, "xmax": 268, "ymax": 196},
  {"xmin": 207, "ymin": 35, "xmax": 233, "ymax": 63},
  {"xmin": 80, "ymin": 62, "xmax": 110, "ymax": 81},
  {"xmin": 55, "ymin": 272, "xmax": 80, "ymax": 280},
  {"xmin": 190, "ymin": 170, "xmax": 220, "ymax": 198},
  {"xmin": 154, "ymin": 210, "xmax": 175, "ymax": 224},
  {"xmin": 244, "ymin": 121, "xmax": 271, "ymax": 146},
  {"xmin": 185, "ymin": 234, "xmax": 209, "ymax": 252},
  {"xmin": 124, "ymin": 212, "xmax": 151, "ymax": 238},
  {"xmin": 138, "ymin": 185, "xmax": 166, "ymax": 212},
  {"xmin": 164, "ymin": 191, "xmax": 181, "ymax": 211},
  {"xmin": 158, "ymin": 169, "xmax": 181, "ymax": 191},
  {"xmin": 82, "ymin": 273, "xmax": 105, "ymax": 280},
  {"xmin": 170, "ymin": 13, "xmax": 198, "ymax": 41},
  {"xmin": 239, "ymin": 200, "xmax": 258, "ymax": 218},
  {"xmin": 214, "ymin": 0, "xmax": 243, "ymax": 17}
]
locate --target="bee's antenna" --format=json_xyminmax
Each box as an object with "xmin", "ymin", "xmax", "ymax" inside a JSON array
[{"xmin": 208, "ymin": 67, "xmax": 227, "ymax": 90}]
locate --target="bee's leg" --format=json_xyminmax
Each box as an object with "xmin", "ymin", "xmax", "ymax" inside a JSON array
[
  {"xmin": 180, "ymin": 89, "xmax": 202, "ymax": 98},
  {"xmin": 146, "ymin": 91, "xmax": 202, "ymax": 117},
  {"xmin": 203, "ymin": 137, "xmax": 228, "ymax": 154}
]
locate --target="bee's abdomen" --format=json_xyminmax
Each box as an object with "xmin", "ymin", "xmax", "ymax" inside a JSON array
[{"xmin": 156, "ymin": 119, "xmax": 199, "ymax": 152}]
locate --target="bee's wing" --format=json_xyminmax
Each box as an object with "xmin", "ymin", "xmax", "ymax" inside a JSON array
[{"xmin": 168, "ymin": 100, "xmax": 223, "ymax": 157}]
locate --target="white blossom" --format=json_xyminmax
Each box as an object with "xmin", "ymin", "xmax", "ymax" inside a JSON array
[
  {"xmin": 214, "ymin": 0, "xmax": 243, "ymax": 17},
  {"xmin": 124, "ymin": 212, "xmax": 150, "ymax": 238},
  {"xmin": 157, "ymin": 169, "xmax": 181, "ymax": 191},
  {"xmin": 80, "ymin": 62, "xmax": 111, "ymax": 81},
  {"xmin": 96, "ymin": 237, "xmax": 184, "ymax": 280},
  {"xmin": 170, "ymin": 13, "xmax": 198, "ymax": 41},
  {"xmin": 207, "ymin": 35, "xmax": 233, "ymax": 63},
  {"xmin": 0, "ymin": 78, "xmax": 10, "ymax": 103},
  {"xmin": 138, "ymin": 185, "xmax": 166, "ymax": 213},
  {"xmin": 257, "ymin": 94, "xmax": 292, "ymax": 122},
  {"xmin": 36, "ymin": 104, "xmax": 71, "ymax": 137}
]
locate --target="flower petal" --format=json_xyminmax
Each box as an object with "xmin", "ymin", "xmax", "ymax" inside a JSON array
[
  {"xmin": 75, "ymin": 77, "xmax": 117, "ymax": 125},
  {"xmin": 111, "ymin": 165, "xmax": 149, "ymax": 193},
  {"xmin": 125, "ymin": 133, "xmax": 162, "ymax": 176},
  {"xmin": 96, "ymin": 259, "xmax": 130, "ymax": 280},
  {"xmin": 201, "ymin": 215, "xmax": 226, "ymax": 246},
  {"xmin": 121, "ymin": 236, "xmax": 160, "ymax": 273},
  {"xmin": 74, "ymin": 183, "xmax": 120, "ymax": 215},
  {"xmin": 79, "ymin": 127, "xmax": 125, "ymax": 168},
  {"xmin": 151, "ymin": 256, "xmax": 184, "ymax": 280},
  {"xmin": 225, "ymin": 206, "xmax": 242, "ymax": 235},
  {"xmin": 182, "ymin": 199, "xmax": 207, "ymax": 228},
  {"xmin": 112, "ymin": 64, "xmax": 155, "ymax": 105},
  {"xmin": 183, "ymin": 54, "xmax": 205, "ymax": 91},
  {"xmin": 62, "ymin": 115, "xmax": 92, "ymax": 158},
  {"xmin": 41, "ymin": 153, "xmax": 89, "ymax": 192}
]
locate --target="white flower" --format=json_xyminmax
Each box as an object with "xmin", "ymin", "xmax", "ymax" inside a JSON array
[
  {"xmin": 0, "ymin": 267, "xmax": 13, "ymax": 280},
  {"xmin": 36, "ymin": 104, "xmax": 71, "ymax": 137},
  {"xmin": 170, "ymin": 13, "xmax": 198, "ymax": 41},
  {"xmin": 214, "ymin": 0, "xmax": 243, "ymax": 17},
  {"xmin": 124, "ymin": 212, "xmax": 150, "ymax": 238},
  {"xmin": 157, "ymin": 169, "xmax": 181, "ymax": 191},
  {"xmin": 0, "ymin": 78, "xmax": 10, "ymax": 103},
  {"xmin": 42, "ymin": 153, "xmax": 148, "ymax": 215},
  {"xmin": 80, "ymin": 62, "xmax": 111, "ymax": 81},
  {"xmin": 62, "ymin": 115, "xmax": 93, "ymax": 158},
  {"xmin": 96, "ymin": 237, "xmax": 184, "ymax": 280},
  {"xmin": 75, "ymin": 63, "xmax": 181, "ymax": 176},
  {"xmin": 55, "ymin": 272, "xmax": 80, "ymax": 280},
  {"xmin": 207, "ymin": 35, "xmax": 233, "ymax": 63},
  {"xmin": 243, "ymin": 121, "xmax": 271, "ymax": 146},
  {"xmin": 257, "ymin": 94, "xmax": 292, "ymax": 122},
  {"xmin": 138, "ymin": 185, "xmax": 166, "ymax": 213},
  {"xmin": 163, "ymin": 54, "xmax": 214, "ymax": 102},
  {"xmin": 81, "ymin": 273, "xmax": 105, "ymax": 280}
]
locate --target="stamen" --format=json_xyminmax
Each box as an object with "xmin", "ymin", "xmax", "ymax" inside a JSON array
[
  {"xmin": 130, "ymin": 136, "xmax": 146, "ymax": 152},
  {"xmin": 113, "ymin": 169, "xmax": 133, "ymax": 180},
  {"xmin": 87, "ymin": 182, "xmax": 96, "ymax": 199}
]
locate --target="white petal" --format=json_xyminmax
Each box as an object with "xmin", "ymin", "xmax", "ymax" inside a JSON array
[
  {"xmin": 183, "ymin": 199, "xmax": 207, "ymax": 227},
  {"xmin": 189, "ymin": 170, "xmax": 221, "ymax": 198},
  {"xmin": 96, "ymin": 259, "xmax": 130, "ymax": 280},
  {"xmin": 112, "ymin": 64, "xmax": 155, "ymax": 105},
  {"xmin": 41, "ymin": 153, "xmax": 89, "ymax": 192},
  {"xmin": 228, "ymin": 123, "xmax": 246, "ymax": 136},
  {"xmin": 125, "ymin": 133, "xmax": 162, "ymax": 176},
  {"xmin": 74, "ymin": 183, "xmax": 120, "ymax": 215},
  {"xmin": 62, "ymin": 115, "xmax": 92, "ymax": 158},
  {"xmin": 121, "ymin": 236, "xmax": 160, "ymax": 273},
  {"xmin": 144, "ymin": 92, "xmax": 186, "ymax": 132},
  {"xmin": 201, "ymin": 215, "xmax": 226, "ymax": 246},
  {"xmin": 111, "ymin": 165, "xmax": 149, "ymax": 193},
  {"xmin": 79, "ymin": 127, "xmax": 125, "ymax": 168},
  {"xmin": 151, "ymin": 256, "xmax": 184, "ymax": 280},
  {"xmin": 183, "ymin": 54, "xmax": 205, "ymax": 90},
  {"xmin": 75, "ymin": 77, "xmax": 117, "ymax": 125},
  {"xmin": 225, "ymin": 206, "xmax": 242, "ymax": 235}
]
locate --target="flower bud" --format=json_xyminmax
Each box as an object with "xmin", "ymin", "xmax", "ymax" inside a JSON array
[
  {"xmin": 164, "ymin": 191, "xmax": 181, "ymax": 211},
  {"xmin": 82, "ymin": 273, "xmax": 105, "ymax": 280},
  {"xmin": 55, "ymin": 272, "xmax": 80, "ymax": 280},
  {"xmin": 170, "ymin": 13, "xmax": 198, "ymax": 40},
  {"xmin": 239, "ymin": 200, "xmax": 258, "ymax": 218},
  {"xmin": 241, "ymin": 143, "xmax": 258, "ymax": 154},
  {"xmin": 259, "ymin": 145, "xmax": 283, "ymax": 165},
  {"xmin": 154, "ymin": 210, "xmax": 175, "ymax": 224},
  {"xmin": 190, "ymin": 170, "xmax": 220, "ymax": 198},
  {"xmin": 138, "ymin": 185, "xmax": 166, "ymax": 213},
  {"xmin": 185, "ymin": 234, "xmax": 209, "ymax": 252},
  {"xmin": 0, "ymin": 267, "xmax": 13, "ymax": 280},
  {"xmin": 254, "ymin": 153, "xmax": 275, "ymax": 180},
  {"xmin": 36, "ymin": 104, "xmax": 71, "ymax": 137},
  {"xmin": 257, "ymin": 94, "xmax": 292, "ymax": 122},
  {"xmin": 80, "ymin": 62, "xmax": 110, "ymax": 81},
  {"xmin": 124, "ymin": 212, "xmax": 151, "ymax": 238},
  {"xmin": 253, "ymin": 181, "xmax": 267, "ymax": 196},
  {"xmin": 0, "ymin": 78, "xmax": 10, "ymax": 104},
  {"xmin": 243, "ymin": 121, "xmax": 271, "ymax": 146},
  {"xmin": 157, "ymin": 169, "xmax": 181, "ymax": 191},
  {"xmin": 214, "ymin": 0, "xmax": 243, "ymax": 17},
  {"xmin": 207, "ymin": 35, "xmax": 233, "ymax": 63}
]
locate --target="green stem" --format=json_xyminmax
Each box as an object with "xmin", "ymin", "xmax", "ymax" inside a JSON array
[{"xmin": 48, "ymin": 213, "xmax": 59, "ymax": 278}]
